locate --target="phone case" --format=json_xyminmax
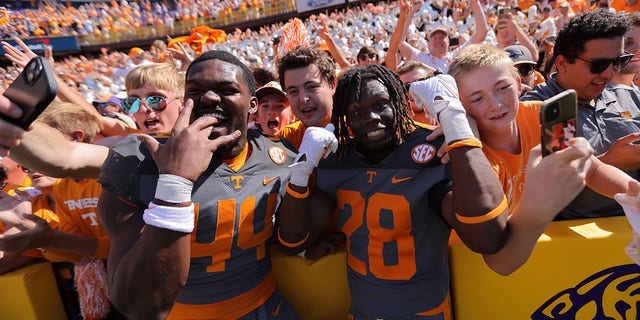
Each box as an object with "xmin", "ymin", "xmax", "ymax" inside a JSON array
[
  {"xmin": 1, "ymin": 56, "xmax": 58, "ymax": 129},
  {"xmin": 540, "ymin": 89, "xmax": 577, "ymax": 157}
]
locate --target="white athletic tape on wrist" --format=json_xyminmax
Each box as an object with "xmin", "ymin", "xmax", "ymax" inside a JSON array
[
  {"xmin": 432, "ymin": 100, "xmax": 476, "ymax": 144},
  {"xmin": 289, "ymin": 161, "xmax": 313, "ymax": 187},
  {"xmin": 155, "ymin": 174, "xmax": 194, "ymax": 204},
  {"xmin": 143, "ymin": 202, "xmax": 195, "ymax": 233}
]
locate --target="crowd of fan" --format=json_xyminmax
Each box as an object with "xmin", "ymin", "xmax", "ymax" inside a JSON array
[{"xmin": 0, "ymin": 0, "xmax": 634, "ymax": 101}]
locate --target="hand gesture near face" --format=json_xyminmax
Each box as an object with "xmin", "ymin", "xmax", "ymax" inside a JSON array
[{"xmin": 138, "ymin": 99, "xmax": 241, "ymax": 182}]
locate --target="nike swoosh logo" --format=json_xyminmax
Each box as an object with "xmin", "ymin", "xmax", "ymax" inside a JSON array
[
  {"xmin": 272, "ymin": 301, "xmax": 282, "ymax": 317},
  {"xmin": 391, "ymin": 175, "xmax": 412, "ymax": 184},
  {"xmin": 263, "ymin": 175, "xmax": 279, "ymax": 185}
]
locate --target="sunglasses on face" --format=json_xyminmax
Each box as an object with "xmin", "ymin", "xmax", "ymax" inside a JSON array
[
  {"xmin": 359, "ymin": 53, "xmax": 377, "ymax": 61},
  {"xmin": 517, "ymin": 64, "xmax": 535, "ymax": 77},
  {"xmin": 573, "ymin": 53, "xmax": 634, "ymax": 74},
  {"xmin": 121, "ymin": 96, "xmax": 173, "ymax": 114}
]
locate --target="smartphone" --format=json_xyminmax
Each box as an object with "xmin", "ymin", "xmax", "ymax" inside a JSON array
[
  {"xmin": 540, "ymin": 89, "xmax": 577, "ymax": 157},
  {"xmin": 1, "ymin": 56, "xmax": 58, "ymax": 129}
]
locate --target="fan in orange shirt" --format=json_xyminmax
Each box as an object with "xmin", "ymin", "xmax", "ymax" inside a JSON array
[{"xmin": 0, "ymin": 102, "xmax": 111, "ymax": 320}]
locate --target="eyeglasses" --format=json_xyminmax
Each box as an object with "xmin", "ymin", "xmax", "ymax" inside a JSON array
[
  {"xmin": 120, "ymin": 96, "xmax": 174, "ymax": 114},
  {"xmin": 517, "ymin": 64, "xmax": 535, "ymax": 77},
  {"xmin": 359, "ymin": 53, "xmax": 377, "ymax": 61},
  {"xmin": 573, "ymin": 53, "xmax": 634, "ymax": 74}
]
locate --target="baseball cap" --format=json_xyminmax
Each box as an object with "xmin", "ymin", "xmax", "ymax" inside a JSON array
[
  {"xmin": 256, "ymin": 81, "xmax": 286, "ymax": 101},
  {"xmin": 129, "ymin": 47, "xmax": 144, "ymax": 56},
  {"xmin": 429, "ymin": 25, "xmax": 448, "ymax": 38},
  {"xmin": 92, "ymin": 94, "xmax": 121, "ymax": 108},
  {"xmin": 504, "ymin": 45, "xmax": 536, "ymax": 65}
]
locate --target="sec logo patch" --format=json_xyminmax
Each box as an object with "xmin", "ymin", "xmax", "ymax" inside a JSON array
[
  {"xmin": 411, "ymin": 144, "xmax": 436, "ymax": 163},
  {"xmin": 269, "ymin": 146, "xmax": 287, "ymax": 165}
]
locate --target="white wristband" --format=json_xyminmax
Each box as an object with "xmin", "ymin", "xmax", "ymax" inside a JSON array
[
  {"xmin": 155, "ymin": 174, "xmax": 194, "ymax": 204},
  {"xmin": 143, "ymin": 202, "xmax": 195, "ymax": 233}
]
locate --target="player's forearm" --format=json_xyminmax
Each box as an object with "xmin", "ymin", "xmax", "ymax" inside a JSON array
[
  {"xmin": 110, "ymin": 227, "xmax": 190, "ymax": 319},
  {"xmin": 449, "ymin": 147, "xmax": 508, "ymax": 254},
  {"xmin": 278, "ymin": 187, "xmax": 315, "ymax": 255}
]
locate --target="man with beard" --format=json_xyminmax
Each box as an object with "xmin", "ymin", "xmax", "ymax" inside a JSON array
[{"xmin": 97, "ymin": 51, "xmax": 299, "ymax": 319}]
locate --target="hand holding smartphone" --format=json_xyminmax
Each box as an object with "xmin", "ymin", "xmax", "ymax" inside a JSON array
[
  {"xmin": 1, "ymin": 56, "xmax": 58, "ymax": 130},
  {"xmin": 540, "ymin": 89, "xmax": 577, "ymax": 157}
]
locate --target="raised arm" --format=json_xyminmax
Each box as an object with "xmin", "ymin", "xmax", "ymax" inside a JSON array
[
  {"xmin": 466, "ymin": 0, "xmax": 489, "ymax": 45},
  {"xmin": 2, "ymin": 38, "xmax": 130, "ymax": 137},
  {"xmin": 277, "ymin": 124, "xmax": 338, "ymax": 254},
  {"xmin": 501, "ymin": 14, "xmax": 538, "ymax": 62},
  {"xmin": 314, "ymin": 14, "xmax": 351, "ymax": 70},
  {"xmin": 386, "ymin": 0, "xmax": 423, "ymax": 71},
  {"xmin": 10, "ymin": 121, "xmax": 108, "ymax": 179},
  {"xmin": 410, "ymin": 75, "xmax": 508, "ymax": 252}
]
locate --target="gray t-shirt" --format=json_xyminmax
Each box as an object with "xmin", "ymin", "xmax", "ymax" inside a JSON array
[{"xmin": 522, "ymin": 76, "xmax": 640, "ymax": 220}]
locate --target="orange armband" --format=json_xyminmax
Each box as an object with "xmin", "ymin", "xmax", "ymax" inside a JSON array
[
  {"xmin": 455, "ymin": 195, "xmax": 507, "ymax": 224},
  {"xmin": 286, "ymin": 182, "xmax": 309, "ymax": 199},
  {"xmin": 444, "ymin": 138, "xmax": 482, "ymax": 153},
  {"xmin": 278, "ymin": 228, "xmax": 310, "ymax": 248}
]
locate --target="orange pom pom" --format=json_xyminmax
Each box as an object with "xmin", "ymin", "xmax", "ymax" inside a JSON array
[{"xmin": 277, "ymin": 18, "xmax": 310, "ymax": 60}]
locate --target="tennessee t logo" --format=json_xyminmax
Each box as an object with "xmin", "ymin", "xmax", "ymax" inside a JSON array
[
  {"xmin": 231, "ymin": 176, "xmax": 243, "ymax": 189},
  {"xmin": 366, "ymin": 171, "xmax": 377, "ymax": 183}
]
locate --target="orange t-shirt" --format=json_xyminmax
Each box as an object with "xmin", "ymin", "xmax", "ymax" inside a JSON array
[
  {"xmin": 611, "ymin": 0, "xmax": 640, "ymax": 12},
  {"xmin": 481, "ymin": 101, "xmax": 542, "ymax": 214},
  {"xmin": 47, "ymin": 178, "xmax": 108, "ymax": 262},
  {"xmin": 279, "ymin": 120, "xmax": 306, "ymax": 149}
]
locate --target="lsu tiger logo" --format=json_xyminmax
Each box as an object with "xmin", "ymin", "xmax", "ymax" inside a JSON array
[{"xmin": 532, "ymin": 264, "xmax": 640, "ymax": 319}]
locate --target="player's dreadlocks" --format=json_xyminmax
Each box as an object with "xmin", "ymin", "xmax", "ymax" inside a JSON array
[{"xmin": 332, "ymin": 64, "xmax": 416, "ymax": 159}]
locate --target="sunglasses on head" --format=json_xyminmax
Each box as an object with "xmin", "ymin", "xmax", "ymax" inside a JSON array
[
  {"xmin": 517, "ymin": 64, "xmax": 535, "ymax": 77},
  {"xmin": 359, "ymin": 53, "xmax": 377, "ymax": 61},
  {"xmin": 573, "ymin": 53, "xmax": 634, "ymax": 74},
  {"xmin": 121, "ymin": 96, "xmax": 173, "ymax": 114}
]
